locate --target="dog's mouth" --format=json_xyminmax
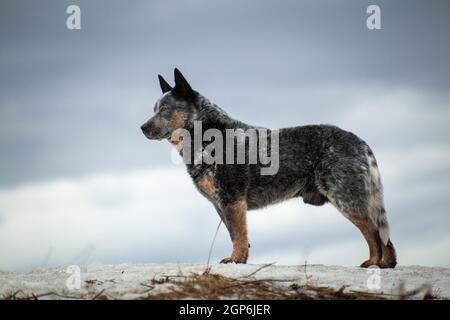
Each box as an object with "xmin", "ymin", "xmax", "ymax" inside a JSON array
[{"xmin": 142, "ymin": 130, "xmax": 170, "ymax": 141}]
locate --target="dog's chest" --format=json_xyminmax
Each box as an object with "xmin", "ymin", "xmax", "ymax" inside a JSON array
[{"xmin": 190, "ymin": 166, "xmax": 220, "ymax": 202}]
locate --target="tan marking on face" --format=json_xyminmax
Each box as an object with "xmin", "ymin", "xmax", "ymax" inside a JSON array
[
  {"xmin": 198, "ymin": 177, "xmax": 216, "ymax": 195},
  {"xmin": 172, "ymin": 111, "xmax": 186, "ymax": 129},
  {"xmin": 230, "ymin": 198, "xmax": 249, "ymax": 263},
  {"xmin": 168, "ymin": 129, "xmax": 184, "ymax": 153}
]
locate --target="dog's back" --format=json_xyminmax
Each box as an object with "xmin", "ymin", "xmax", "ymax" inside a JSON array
[{"xmin": 246, "ymin": 124, "xmax": 366, "ymax": 209}]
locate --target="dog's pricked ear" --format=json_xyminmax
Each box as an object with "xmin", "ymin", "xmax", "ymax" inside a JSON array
[
  {"xmin": 158, "ymin": 75, "xmax": 172, "ymax": 93},
  {"xmin": 173, "ymin": 68, "xmax": 194, "ymax": 98}
]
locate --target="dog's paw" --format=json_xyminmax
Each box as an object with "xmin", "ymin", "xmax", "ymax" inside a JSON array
[
  {"xmin": 220, "ymin": 257, "xmax": 247, "ymax": 264},
  {"xmin": 377, "ymin": 260, "xmax": 397, "ymax": 269},
  {"xmin": 360, "ymin": 259, "xmax": 382, "ymax": 268},
  {"xmin": 220, "ymin": 257, "xmax": 234, "ymax": 264}
]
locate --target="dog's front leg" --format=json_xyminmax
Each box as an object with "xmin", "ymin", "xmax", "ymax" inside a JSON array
[{"xmin": 219, "ymin": 198, "xmax": 249, "ymax": 264}]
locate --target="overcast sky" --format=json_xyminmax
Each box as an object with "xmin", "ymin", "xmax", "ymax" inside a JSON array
[{"xmin": 0, "ymin": 0, "xmax": 449, "ymax": 271}]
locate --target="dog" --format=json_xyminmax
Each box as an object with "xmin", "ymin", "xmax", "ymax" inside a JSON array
[{"xmin": 141, "ymin": 68, "xmax": 397, "ymax": 268}]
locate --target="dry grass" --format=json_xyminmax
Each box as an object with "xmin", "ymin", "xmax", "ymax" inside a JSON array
[{"xmin": 142, "ymin": 272, "xmax": 387, "ymax": 300}]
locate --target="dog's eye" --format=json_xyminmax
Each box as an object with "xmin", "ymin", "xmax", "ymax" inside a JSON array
[{"xmin": 159, "ymin": 105, "xmax": 168, "ymax": 112}]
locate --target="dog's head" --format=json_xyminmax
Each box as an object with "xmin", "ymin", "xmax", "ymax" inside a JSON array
[{"xmin": 141, "ymin": 68, "xmax": 198, "ymax": 140}]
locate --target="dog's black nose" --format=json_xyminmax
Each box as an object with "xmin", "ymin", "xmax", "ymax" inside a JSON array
[{"xmin": 140, "ymin": 124, "xmax": 146, "ymax": 132}]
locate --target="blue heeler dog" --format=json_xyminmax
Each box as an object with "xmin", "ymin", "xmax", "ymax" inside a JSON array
[{"xmin": 141, "ymin": 68, "xmax": 397, "ymax": 268}]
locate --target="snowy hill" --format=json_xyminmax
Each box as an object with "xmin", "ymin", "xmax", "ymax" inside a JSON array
[{"xmin": 1, "ymin": 263, "xmax": 449, "ymax": 300}]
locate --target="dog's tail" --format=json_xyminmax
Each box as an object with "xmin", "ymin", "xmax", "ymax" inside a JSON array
[{"xmin": 366, "ymin": 149, "xmax": 390, "ymax": 246}]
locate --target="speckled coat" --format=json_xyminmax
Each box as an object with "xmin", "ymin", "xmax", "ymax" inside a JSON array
[{"xmin": 141, "ymin": 69, "xmax": 397, "ymax": 268}]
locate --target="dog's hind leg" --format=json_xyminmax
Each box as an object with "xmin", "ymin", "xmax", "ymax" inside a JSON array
[
  {"xmin": 342, "ymin": 213, "xmax": 383, "ymax": 267},
  {"xmin": 324, "ymin": 195, "xmax": 396, "ymax": 268},
  {"xmin": 319, "ymin": 186, "xmax": 392, "ymax": 268},
  {"xmin": 219, "ymin": 198, "xmax": 249, "ymax": 264},
  {"xmin": 366, "ymin": 152, "xmax": 397, "ymax": 268},
  {"xmin": 315, "ymin": 145, "xmax": 397, "ymax": 268}
]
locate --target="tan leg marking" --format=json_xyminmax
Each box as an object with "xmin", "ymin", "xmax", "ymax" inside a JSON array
[
  {"xmin": 221, "ymin": 198, "xmax": 249, "ymax": 264},
  {"xmin": 198, "ymin": 177, "xmax": 216, "ymax": 196},
  {"xmin": 346, "ymin": 215, "xmax": 382, "ymax": 268}
]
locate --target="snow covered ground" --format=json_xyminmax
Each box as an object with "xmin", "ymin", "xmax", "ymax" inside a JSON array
[{"xmin": 1, "ymin": 263, "xmax": 449, "ymax": 300}]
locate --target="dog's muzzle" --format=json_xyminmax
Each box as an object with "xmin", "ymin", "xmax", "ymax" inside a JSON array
[{"xmin": 141, "ymin": 123, "xmax": 167, "ymax": 140}]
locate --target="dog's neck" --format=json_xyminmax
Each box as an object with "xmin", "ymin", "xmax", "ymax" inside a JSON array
[{"xmin": 194, "ymin": 94, "xmax": 253, "ymax": 131}]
